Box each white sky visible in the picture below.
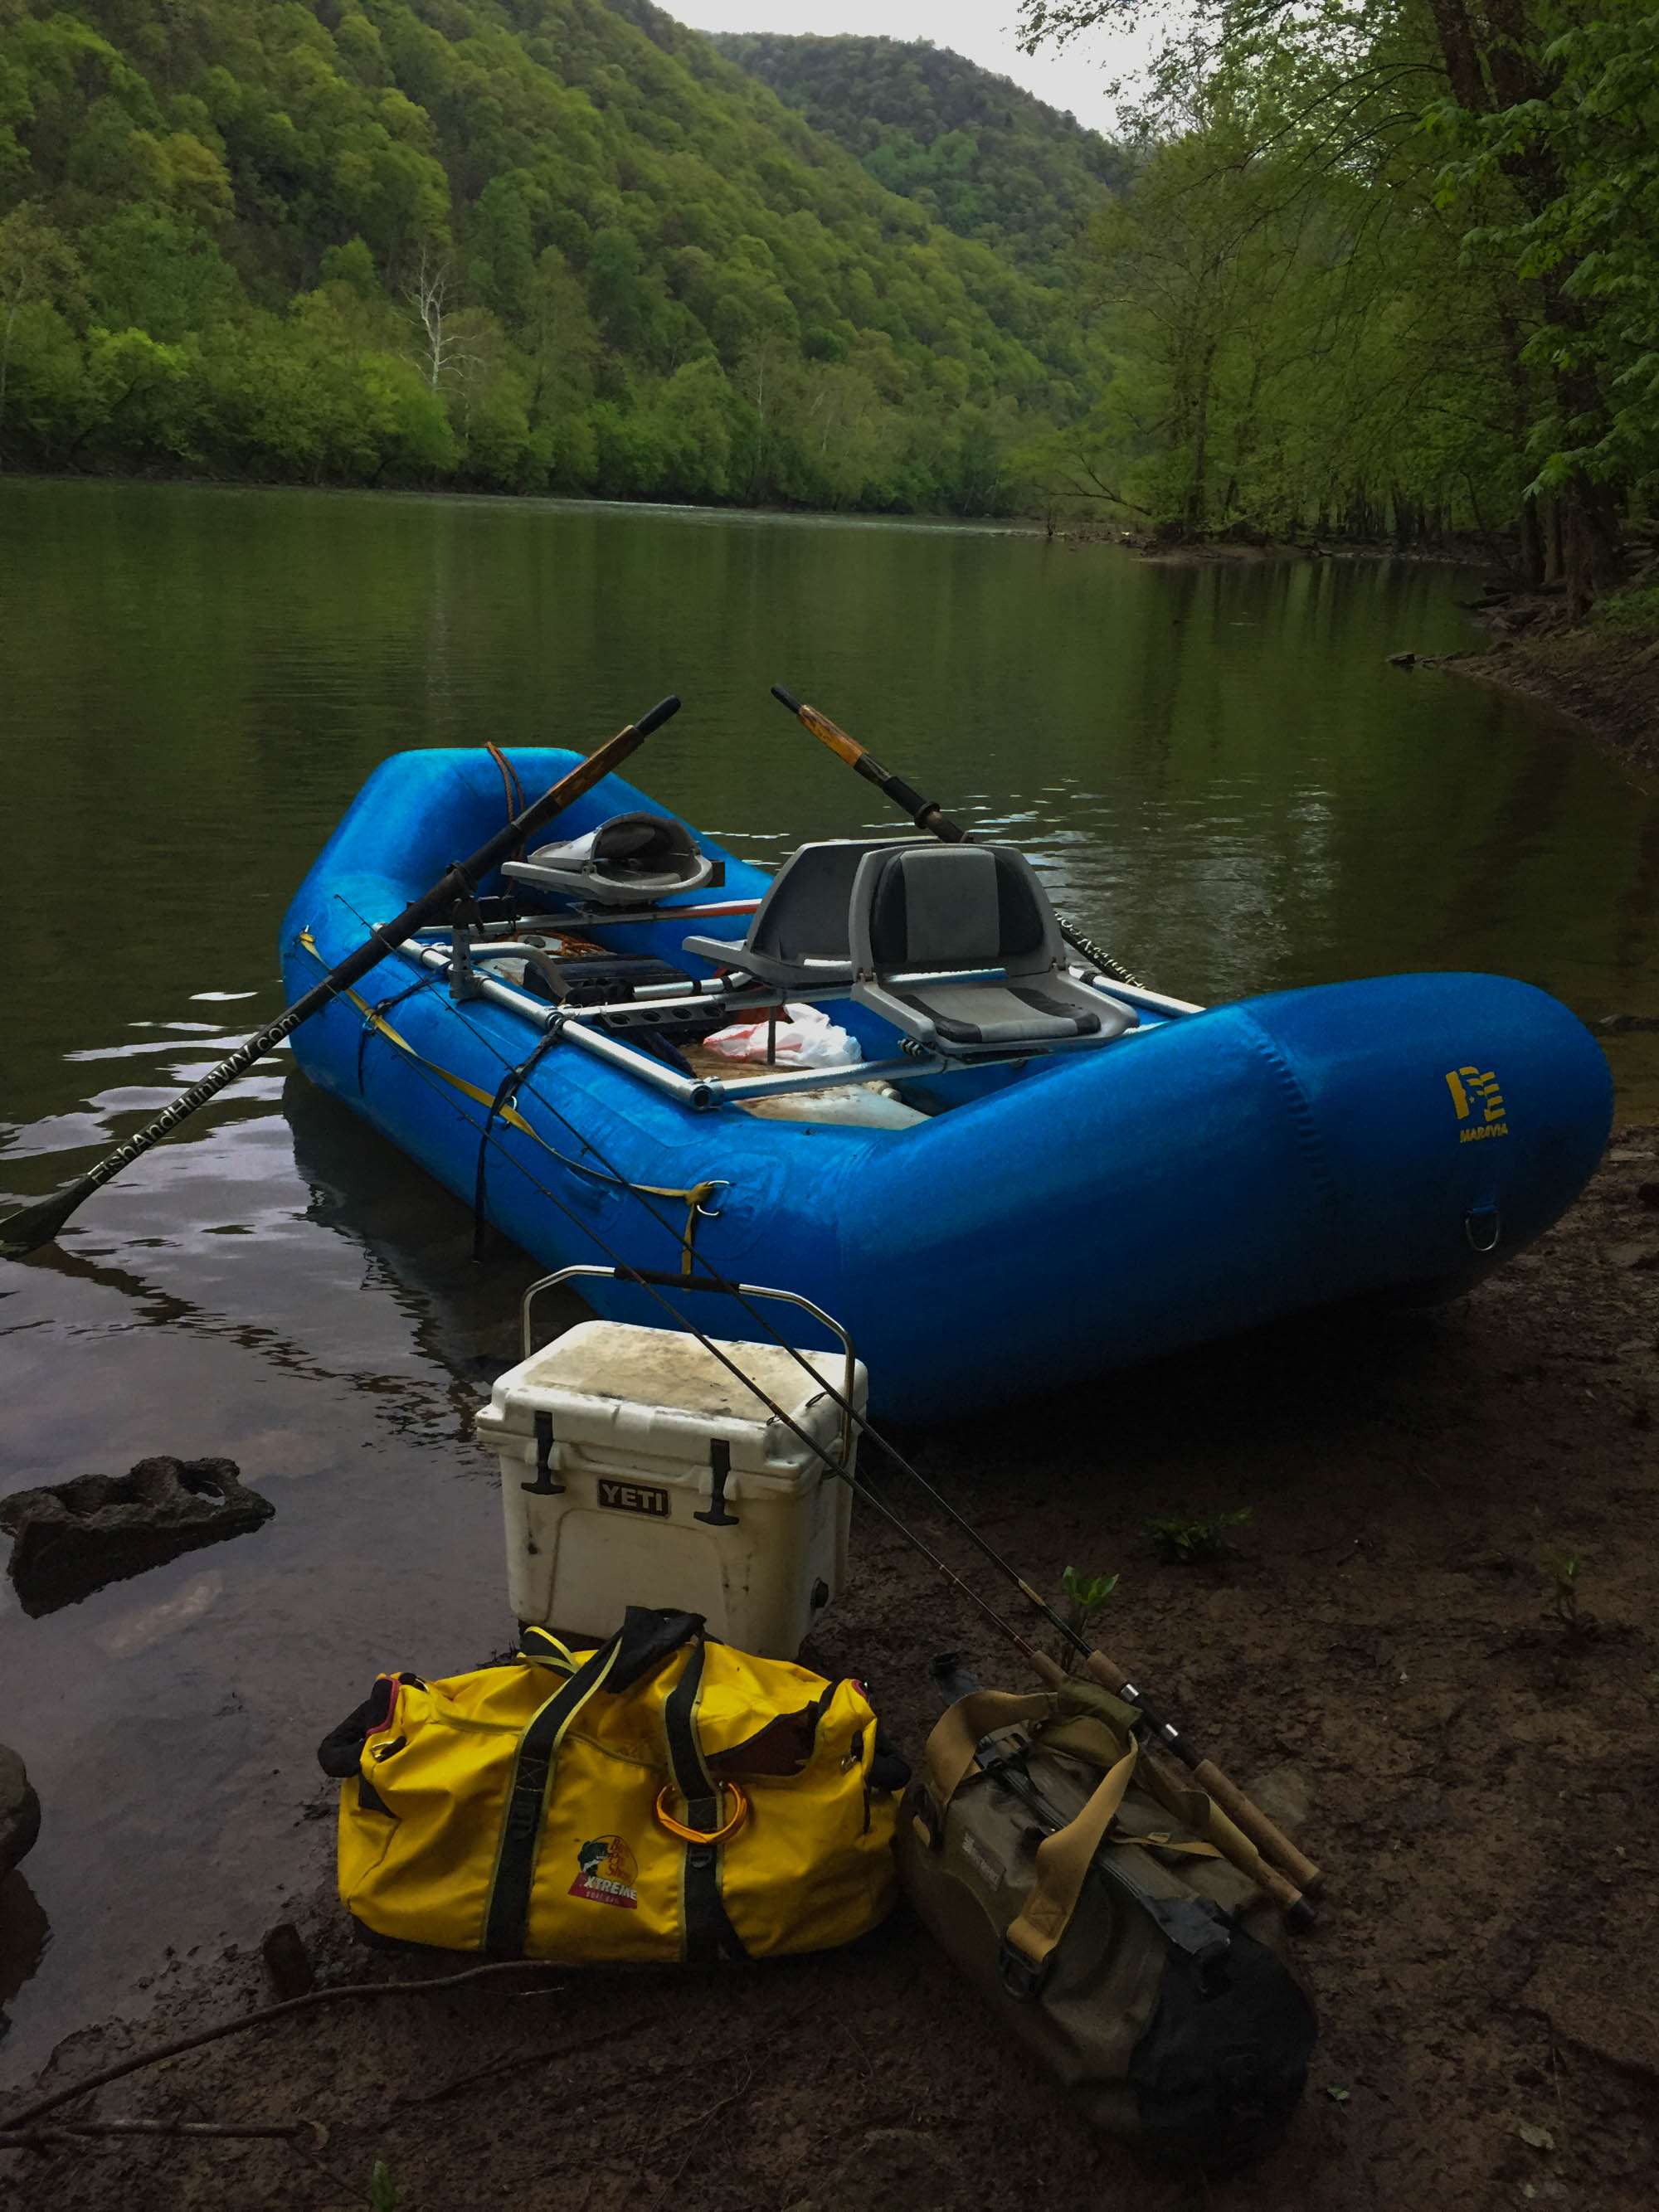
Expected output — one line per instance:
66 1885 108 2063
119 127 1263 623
674 2 1156 136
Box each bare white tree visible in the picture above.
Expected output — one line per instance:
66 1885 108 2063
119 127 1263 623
406 245 473 391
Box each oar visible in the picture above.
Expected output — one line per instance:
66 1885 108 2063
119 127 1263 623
0 698 682 1257
770 684 1143 987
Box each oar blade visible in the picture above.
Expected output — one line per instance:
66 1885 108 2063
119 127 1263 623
2 1182 93 1259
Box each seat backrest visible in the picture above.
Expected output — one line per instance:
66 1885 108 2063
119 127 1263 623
747 839 928 969
849 843 1062 976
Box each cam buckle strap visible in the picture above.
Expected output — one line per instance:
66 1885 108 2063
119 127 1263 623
923 1690 1056 1814
482 1633 624 1959
663 1637 749 1966
1000 1742 1138 1978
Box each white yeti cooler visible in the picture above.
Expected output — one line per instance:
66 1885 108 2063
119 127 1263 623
475 1275 865 1659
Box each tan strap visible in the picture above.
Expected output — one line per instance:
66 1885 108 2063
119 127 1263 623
923 1690 1055 1812
1002 1742 1139 1969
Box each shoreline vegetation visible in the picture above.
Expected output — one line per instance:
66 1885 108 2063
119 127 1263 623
1 3 1654 615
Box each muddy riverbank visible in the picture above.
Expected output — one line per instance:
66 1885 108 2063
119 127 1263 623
5 1130 1657 2212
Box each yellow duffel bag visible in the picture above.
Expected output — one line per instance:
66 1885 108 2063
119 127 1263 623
317 1607 907 1963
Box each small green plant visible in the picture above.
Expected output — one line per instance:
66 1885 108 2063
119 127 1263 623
1145 1507 1253 1564
1545 1552 1582 1635
370 2161 400 2212
1054 1563 1118 1670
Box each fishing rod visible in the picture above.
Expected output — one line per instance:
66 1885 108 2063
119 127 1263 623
399 934 1319 1904
0 698 682 1259
770 684 1144 989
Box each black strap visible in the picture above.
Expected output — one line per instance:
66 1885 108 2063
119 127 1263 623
482 1632 623 1958
355 974 435 1091
663 1636 749 1966
473 1030 562 1260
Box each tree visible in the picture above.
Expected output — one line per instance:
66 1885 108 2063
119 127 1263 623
1018 0 1652 606
0 205 80 471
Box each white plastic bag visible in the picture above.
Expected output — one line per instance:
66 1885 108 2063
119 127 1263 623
702 1002 864 1069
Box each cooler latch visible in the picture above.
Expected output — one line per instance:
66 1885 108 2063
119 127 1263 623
522 1408 566 1495
693 1438 738 1527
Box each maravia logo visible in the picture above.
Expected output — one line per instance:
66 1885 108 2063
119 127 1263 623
1445 1065 1508 1143
570 1835 639 1909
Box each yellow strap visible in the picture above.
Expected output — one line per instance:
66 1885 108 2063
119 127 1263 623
1003 1743 1139 1969
1120 1831 1222 1860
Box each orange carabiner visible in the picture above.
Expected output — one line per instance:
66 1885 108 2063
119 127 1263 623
654 1780 748 1845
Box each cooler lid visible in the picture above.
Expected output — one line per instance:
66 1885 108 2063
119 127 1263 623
479 1320 865 1474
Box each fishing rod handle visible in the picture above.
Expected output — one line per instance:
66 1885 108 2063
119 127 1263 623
1192 1758 1322 1895
1089 1649 1323 1894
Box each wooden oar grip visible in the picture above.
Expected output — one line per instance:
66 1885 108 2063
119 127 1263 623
1194 1758 1322 1894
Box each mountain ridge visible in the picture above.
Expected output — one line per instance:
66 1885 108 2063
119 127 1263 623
706 31 1130 284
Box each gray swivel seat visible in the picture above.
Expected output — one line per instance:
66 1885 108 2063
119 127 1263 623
681 839 928 990
847 842 1137 1055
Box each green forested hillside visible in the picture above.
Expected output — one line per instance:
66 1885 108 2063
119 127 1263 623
0 0 1087 507
708 32 1128 284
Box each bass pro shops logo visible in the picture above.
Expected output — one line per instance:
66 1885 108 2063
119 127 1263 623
1445 1065 1509 1143
570 1835 639 1909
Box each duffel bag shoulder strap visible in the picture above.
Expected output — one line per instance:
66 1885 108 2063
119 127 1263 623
483 1631 630 1959
662 1635 750 1966
923 1690 1058 1813
1001 1742 1139 1980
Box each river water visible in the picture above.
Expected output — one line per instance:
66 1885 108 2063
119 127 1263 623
1 478 1656 2079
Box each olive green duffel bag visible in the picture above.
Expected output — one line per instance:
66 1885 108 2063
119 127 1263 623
898 1673 1316 2172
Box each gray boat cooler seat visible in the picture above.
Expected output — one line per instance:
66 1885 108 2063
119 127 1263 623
681 837 928 989
504 812 714 905
848 843 1138 1056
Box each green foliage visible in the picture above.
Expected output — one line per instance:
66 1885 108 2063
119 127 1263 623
1545 1551 1583 1633
708 32 1130 284
1589 581 1659 635
369 2160 399 2212
1145 1508 1252 1565
0 0 1090 508
1055 1561 1118 1673
1433 9 1659 502
1018 1 1659 600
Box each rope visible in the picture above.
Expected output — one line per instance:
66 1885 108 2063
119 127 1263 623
484 742 526 824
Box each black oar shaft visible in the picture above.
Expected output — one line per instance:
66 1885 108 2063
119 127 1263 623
771 684 1142 984
2 699 680 1256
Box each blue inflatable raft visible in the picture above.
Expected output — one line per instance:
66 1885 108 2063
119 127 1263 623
280 747 1613 1420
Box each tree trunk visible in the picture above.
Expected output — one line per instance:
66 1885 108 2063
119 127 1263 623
1518 492 1544 586
1185 341 1215 537
1559 470 1624 620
